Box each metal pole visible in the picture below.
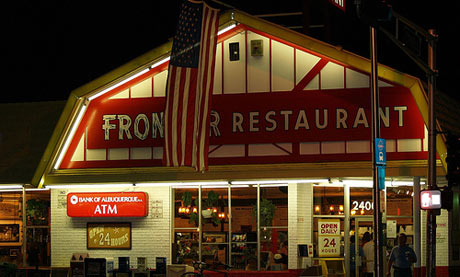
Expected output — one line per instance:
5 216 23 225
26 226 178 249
344 184 350 277
199 186 202 262
228 183 232 267
413 177 421 277
370 26 383 277
426 28 438 277
22 186 26 267
257 184 261 271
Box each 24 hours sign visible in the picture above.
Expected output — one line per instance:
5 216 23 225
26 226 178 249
318 218 341 257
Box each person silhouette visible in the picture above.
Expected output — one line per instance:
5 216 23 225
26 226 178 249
350 235 364 277
362 232 374 277
387 233 416 277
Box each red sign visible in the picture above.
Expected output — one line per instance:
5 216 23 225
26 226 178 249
67 192 149 217
328 0 345 12
86 87 423 149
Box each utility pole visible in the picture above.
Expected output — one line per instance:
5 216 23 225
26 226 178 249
376 11 439 276
360 4 439 275
426 28 438 277
370 25 384 277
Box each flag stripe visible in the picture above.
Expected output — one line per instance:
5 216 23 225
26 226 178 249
195 5 219 171
164 66 176 166
172 67 181 166
180 68 190 166
163 0 219 172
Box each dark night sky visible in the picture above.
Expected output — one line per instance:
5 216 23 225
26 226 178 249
2 0 459 103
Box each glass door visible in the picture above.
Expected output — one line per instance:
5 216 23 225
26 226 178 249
201 186 229 265
350 218 373 277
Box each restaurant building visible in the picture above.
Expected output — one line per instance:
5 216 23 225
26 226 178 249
10 8 458 276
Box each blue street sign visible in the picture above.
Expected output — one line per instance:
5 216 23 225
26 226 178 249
375 138 386 166
378 166 385 190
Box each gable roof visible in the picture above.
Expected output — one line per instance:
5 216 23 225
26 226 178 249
32 9 450 186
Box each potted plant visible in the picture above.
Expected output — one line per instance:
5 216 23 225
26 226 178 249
185 190 222 226
26 199 50 226
201 245 217 263
252 198 276 227
202 191 221 226
182 191 193 207
177 240 198 265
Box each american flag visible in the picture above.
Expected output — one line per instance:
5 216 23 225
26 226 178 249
163 0 219 172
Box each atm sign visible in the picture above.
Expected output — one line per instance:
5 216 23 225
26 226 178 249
67 192 149 217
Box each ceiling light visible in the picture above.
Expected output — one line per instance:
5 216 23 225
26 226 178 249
45 183 133 189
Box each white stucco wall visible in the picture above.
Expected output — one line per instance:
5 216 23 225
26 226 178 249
288 182 313 269
419 209 449 267
50 186 171 269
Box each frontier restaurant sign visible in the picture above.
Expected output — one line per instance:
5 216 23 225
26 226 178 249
60 86 425 169
67 192 148 217
89 88 423 148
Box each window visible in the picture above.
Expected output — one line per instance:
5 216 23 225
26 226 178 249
350 187 373 216
386 186 413 249
260 186 288 271
313 186 344 215
313 186 345 259
173 187 199 265
0 191 23 266
202 187 229 265
172 183 288 271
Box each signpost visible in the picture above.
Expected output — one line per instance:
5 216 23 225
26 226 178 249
370 25 384 277
376 138 387 190
327 1 438 275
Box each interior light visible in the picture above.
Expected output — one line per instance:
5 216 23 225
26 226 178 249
339 205 344 211
351 210 357 215
88 68 150 101
314 205 320 212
